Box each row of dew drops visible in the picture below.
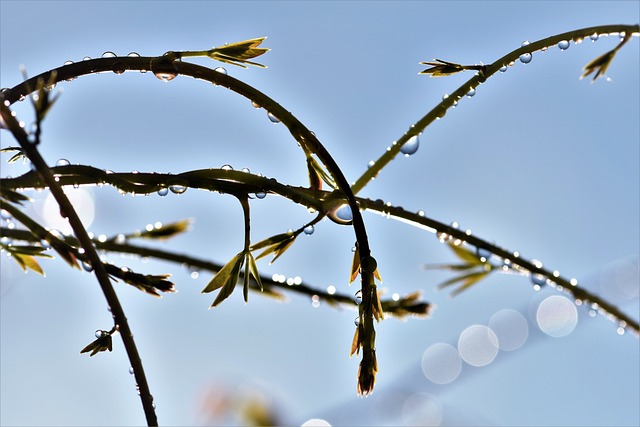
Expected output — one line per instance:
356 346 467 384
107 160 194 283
365 31 626 173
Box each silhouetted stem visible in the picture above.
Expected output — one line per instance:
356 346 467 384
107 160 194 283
3 165 636 332
0 104 158 426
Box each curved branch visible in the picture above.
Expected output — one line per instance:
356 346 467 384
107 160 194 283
351 24 639 193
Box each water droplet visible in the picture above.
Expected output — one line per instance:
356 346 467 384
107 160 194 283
311 295 320 308
214 67 227 74
157 187 168 197
55 158 70 166
499 65 508 73
466 88 476 97
417 210 425 217
112 61 126 74
475 247 492 261
95 330 105 338
241 167 250 173
251 100 261 109
367 160 375 168
531 273 546 290
151 57 178 82
354 317 360 326
558 40 570 50
169 184 187 194
221 164 233 171
129 366 135 375
267 112 280 123
39 239 51 249
326 285 336 295
355 290 362 305
127 52 140 58
254 192 266 199
82 261 93 272
521 41 530 47
590 33 599 42
101 51 116 58
328 204 352 225
400 135 420 156
519 53 532 64
63 60 74 66
575 37 584 44
303 225 315 235
82 56 92 61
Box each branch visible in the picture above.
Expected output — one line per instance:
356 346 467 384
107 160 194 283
0 103 158 425
351 24 640 194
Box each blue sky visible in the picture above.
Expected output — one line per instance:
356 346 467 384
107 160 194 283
1 1 639 426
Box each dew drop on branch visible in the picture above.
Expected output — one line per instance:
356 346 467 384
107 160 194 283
590 33 599 42
267 112 280 123
56 158 70 166
214 67 227 74
157 188 168 197
355 290 362 305
400 135 420 156
101 51 117 58
557 40 570 50
303 225 315 235
169 184 187 194
519 53 532 64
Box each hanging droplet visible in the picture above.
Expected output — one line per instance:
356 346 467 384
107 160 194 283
169 184 187 194
354 317 360 326
303 225 315 235
558 40 570 50
95 330 106 338
531 274 546 290
400 135 420 156
355 290 363 305
214 67 227 74
475 247 492 261
267 112 280 123
221 164 233 171
328 204 353 225
129 366 135 375
82 261 93 272
499 65 508 73
466 88 476 97
151 57 178 82
255 192 266 199
112 61 126 74
56 158 70 166
101 51 117 58
590 33 599 42
251 100 261 109
157 188 168 197
519 53 532 64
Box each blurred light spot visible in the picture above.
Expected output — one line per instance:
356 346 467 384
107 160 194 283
489 309 529 351
421 343 462 384
301 419 331 426
38 188 95 234
599 256 639 301
326 285 336 295
536 295 578 337
402 392 443 426
458 325 499 367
